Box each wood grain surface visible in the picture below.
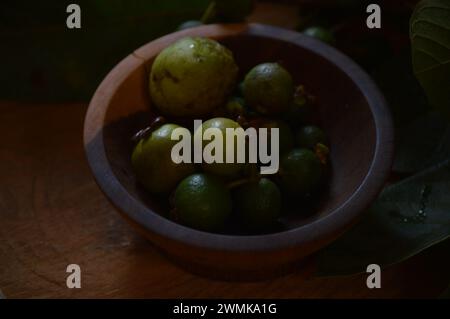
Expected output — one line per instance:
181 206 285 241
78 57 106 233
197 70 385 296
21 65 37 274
0 101 449 298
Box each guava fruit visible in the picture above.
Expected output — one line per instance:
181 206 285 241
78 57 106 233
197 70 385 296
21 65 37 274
296 125 327 150
279 148 323 196
193 117 245 178
174 173 232 231
131 124 195 193
149 37 238 118
243 63 294 115
233 178 281 231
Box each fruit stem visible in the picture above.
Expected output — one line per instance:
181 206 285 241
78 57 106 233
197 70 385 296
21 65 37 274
201 1 217 24
150 116 166 130
314 143 329 165
131 116 166 144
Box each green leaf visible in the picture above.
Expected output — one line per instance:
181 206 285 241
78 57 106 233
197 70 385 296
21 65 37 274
371 50 429 127
410 0 450 119
317 160 450 276
393 112 450 174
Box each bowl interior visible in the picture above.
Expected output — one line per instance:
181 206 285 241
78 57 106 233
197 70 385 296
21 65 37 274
98 27 376 234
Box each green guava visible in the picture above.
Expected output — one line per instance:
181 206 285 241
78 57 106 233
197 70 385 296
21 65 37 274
149 37 238 118
193 117 245 178
296 125 327 150
279 148 323 196
174 173 232 231
131 124 195 193
243 63 294 115
233 178 281 231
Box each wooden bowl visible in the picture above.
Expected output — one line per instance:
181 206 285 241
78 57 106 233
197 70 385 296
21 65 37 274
84 23 393 281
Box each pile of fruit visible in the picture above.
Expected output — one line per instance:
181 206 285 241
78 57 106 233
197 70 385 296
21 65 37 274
131 36 330 234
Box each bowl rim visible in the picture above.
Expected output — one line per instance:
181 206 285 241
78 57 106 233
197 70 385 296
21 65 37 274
84 23 394 252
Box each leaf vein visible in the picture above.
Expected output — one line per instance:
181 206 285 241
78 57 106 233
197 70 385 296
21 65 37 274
412 18 450 34
412 33 450 51
415 59 450 75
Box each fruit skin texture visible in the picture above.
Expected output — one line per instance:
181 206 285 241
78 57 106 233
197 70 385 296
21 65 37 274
131 124 195 193
194 117 245 178
234 178 281 230
149 37 238 117
174 173 232 231
243 63 294 115
296 125 327 149
279 148 323 195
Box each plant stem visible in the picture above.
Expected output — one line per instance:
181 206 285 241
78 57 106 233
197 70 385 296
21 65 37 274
201 1 217 24
131 116 166 144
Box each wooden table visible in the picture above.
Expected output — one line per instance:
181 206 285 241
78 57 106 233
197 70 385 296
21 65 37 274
0 101 449 298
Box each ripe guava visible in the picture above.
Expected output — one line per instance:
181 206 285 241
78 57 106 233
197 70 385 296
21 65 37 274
149 37 238 118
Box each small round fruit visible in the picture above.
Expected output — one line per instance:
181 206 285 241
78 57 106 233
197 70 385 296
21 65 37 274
243 63 294 115
234 178 281 230
194 117 245 178
176 20 203 31
132 124 195 193
149 37 238 117
303 26 335 45
296 125 327 149
279 148 323 195
258 119 294 154
174 173 232 231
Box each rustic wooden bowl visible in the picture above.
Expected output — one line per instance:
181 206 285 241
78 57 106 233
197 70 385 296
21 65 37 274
84 23 393 281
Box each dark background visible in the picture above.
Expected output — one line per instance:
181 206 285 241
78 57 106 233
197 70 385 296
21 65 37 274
1 0 449 299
